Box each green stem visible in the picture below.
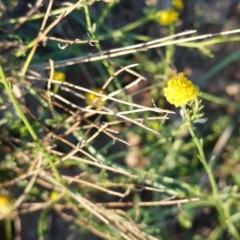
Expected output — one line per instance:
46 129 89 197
0 65 63 184
182 104 240 239
182 105 217 196
165 24 175 72
83 2 122 93
154 24 175 102
4 218 11 240
0 65 38 141
97 11 155 41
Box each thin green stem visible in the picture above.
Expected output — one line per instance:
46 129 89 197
0 65 38 141
182 105 217 197
153 24 175 102
0 65 63 184
182 104 240 239
96 1 115 27
97 11 155 41
83 2 122 94
4 218 11 240
201 91 240 110
165 24 175 72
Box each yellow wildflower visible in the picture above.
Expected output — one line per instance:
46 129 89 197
159 8 179 25
164 73 199 107
0 195 10 205
49 190 59 200
49 71 66 82
172 0 184 9
0 195 13 215
85 88 107 108
48 71 66 93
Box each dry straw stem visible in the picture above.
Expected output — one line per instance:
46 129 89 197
20 97 129 163
47 59 56 119
29 29 240 70
62 192 159 240
51 87 170 134
62 175 126 198
23 101 128 164
26 74 172 134
69 192 110 224
43 36 98 49
101 63 146 90
97 182 166 193
95 197 200 208
14 196 198 240
0 148 134 189
13 152 43 209
21 0 86 76
1 150 184 227
16 197 199 215
21 0 54 76
1 2 84 25
53 205 122 240
8 168 197 239
55 150 139 177
12 0 43 30
24 69 171 165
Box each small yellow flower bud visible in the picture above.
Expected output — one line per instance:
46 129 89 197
48 71 66 93
172 0 184 9
0 195 13 215
85 88 107 108
49 71 66 82
49 191 59 200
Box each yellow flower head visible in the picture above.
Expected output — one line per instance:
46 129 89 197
49 190 59 200
159 8 179 25
0 195 13 215
164 73 199 107
172 0 184 9
49 71 66 82
48 71 66 93
85 88 107 108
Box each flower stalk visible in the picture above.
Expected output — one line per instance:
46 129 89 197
182 104 218 197
164 73 240 239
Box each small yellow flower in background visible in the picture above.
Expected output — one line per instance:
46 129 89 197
49 71 66 94
0 194 13 215
85 88 107 108
49 71 66 82
159 8 179 25
0 195 10 205
172 0 184 9
49 190 59 200
164 73 199 107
